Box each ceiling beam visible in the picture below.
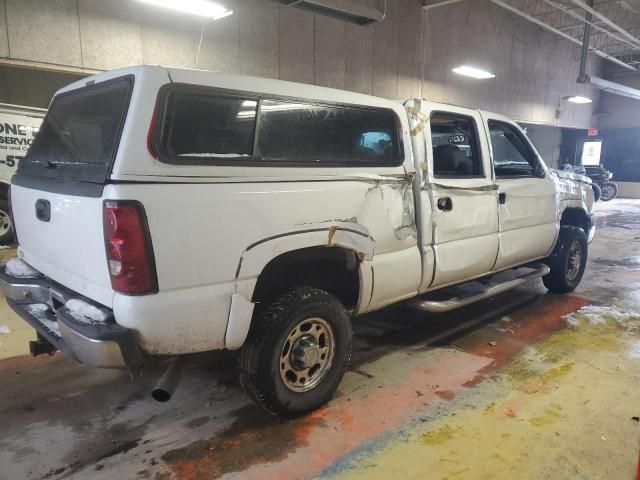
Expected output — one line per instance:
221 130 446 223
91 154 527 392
489 0 637 71
567 0 640 48
423 0 465 9
542 0 640 51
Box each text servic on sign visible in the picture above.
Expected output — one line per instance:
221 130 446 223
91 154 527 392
587 128 599 137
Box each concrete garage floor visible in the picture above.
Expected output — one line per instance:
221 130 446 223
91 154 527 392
0 200 639 480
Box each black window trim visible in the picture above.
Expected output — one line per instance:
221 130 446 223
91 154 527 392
488 119 545 180
429 110 485 180
19 74 135 184
151 83 405 168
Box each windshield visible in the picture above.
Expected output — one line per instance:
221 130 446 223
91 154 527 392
18 75 133 183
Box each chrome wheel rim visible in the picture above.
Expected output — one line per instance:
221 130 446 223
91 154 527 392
279 317 335 393
0 209 11 237
567 241 582 281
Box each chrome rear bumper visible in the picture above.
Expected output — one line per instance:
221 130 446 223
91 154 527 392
0 264 144 370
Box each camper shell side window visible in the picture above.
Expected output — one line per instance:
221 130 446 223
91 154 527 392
151 83 404 168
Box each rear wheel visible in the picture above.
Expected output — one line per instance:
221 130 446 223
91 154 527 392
0 200 14 245
543 226 587 293
239 287 352 417
600 182 618 201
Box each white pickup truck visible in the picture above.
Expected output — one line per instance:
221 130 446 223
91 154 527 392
0 66 594 416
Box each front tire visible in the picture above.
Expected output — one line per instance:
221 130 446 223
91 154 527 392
543 226 588 293
591 183 602 202
600 182 618 201
239 287 352 417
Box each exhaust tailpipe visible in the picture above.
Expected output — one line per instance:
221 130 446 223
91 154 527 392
152 357 182 402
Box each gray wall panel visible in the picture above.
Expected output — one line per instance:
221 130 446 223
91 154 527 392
598 73 640 129
141 7 200 68
79 0 142 71
344 22 373 95
315 16 346 89
6 0 81 66
372 0 398 99
197 13 240 73
396 0 422 100
0 0 8 58
238 0 279 78
0 0 603 128
278 7 314 84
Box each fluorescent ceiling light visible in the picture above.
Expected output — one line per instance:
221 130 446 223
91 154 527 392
565 95 592 104
452 65 495 80
137 0 233 19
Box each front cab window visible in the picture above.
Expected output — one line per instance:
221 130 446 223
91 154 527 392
489 121 544 178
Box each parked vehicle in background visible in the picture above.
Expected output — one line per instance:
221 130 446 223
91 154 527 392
0 104 45 243
0 66 596 416
584 165 618 201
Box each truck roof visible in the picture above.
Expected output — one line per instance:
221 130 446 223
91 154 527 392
55 64 406 113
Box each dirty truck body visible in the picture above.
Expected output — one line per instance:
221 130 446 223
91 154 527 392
1 66 595 416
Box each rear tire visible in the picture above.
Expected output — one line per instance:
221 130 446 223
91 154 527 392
600 182 618 201
543 226 588 293
591 183 601 202
239 287 352 417
0 199 14 245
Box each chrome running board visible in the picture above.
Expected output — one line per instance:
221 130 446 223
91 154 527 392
405 262 550 313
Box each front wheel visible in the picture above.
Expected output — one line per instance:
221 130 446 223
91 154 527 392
591 183 602 202
239 287 352 417
543 226 588 293
600 182 618 201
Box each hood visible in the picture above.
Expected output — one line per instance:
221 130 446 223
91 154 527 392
551 169 592 185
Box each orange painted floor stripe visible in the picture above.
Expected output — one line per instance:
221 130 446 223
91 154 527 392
163 295 589 480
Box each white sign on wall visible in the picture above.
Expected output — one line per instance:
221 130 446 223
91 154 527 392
581 140 602 166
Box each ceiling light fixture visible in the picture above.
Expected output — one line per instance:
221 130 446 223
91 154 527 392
565 95 593 104
137 0 233 19
452 65 495 80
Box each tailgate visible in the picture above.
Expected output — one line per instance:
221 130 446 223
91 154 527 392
12 183 113 307
8 74 134 308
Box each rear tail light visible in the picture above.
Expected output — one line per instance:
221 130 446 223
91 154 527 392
103 201 158 294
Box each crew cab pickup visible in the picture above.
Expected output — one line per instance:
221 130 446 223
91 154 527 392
0 66 595 416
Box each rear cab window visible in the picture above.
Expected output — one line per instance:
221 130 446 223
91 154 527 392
429 112 483 178
152 84 404 167
18 75 134 184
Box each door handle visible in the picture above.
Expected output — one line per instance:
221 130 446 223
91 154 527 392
498 192 506 205
437 197 453 211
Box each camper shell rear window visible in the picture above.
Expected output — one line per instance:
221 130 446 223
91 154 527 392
151 84 404 167
18 75 134 183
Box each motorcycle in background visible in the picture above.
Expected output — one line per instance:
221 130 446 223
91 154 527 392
560 164 618 202
584 165 618 201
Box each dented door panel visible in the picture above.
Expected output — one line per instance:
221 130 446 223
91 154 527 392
407 100 499 290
